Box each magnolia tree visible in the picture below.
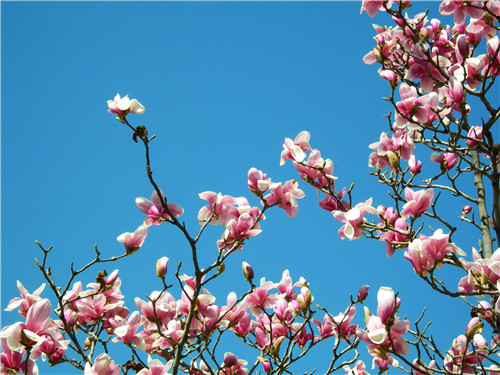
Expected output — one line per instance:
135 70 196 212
1 1 499 374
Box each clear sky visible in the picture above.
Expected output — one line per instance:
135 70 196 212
1 1 477 373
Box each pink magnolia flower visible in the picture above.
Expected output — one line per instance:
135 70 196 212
220 292 250 334
280 131 311 166
246 278 277 316
466 126 483 147
217 212 262 252
360 0 394 17
379 69 397 86
405 44 450 93
463 56 489 89
73 293 124 326
107 94 145 116
275 269 304 300
156 256 169 278
467 17 497 42
333 198 378 240
84 353 120 375
220 352 248 375
444 334 488 374
318 190 350 212
408 155 422 174
0 299 65 353
292 322 313 347
197 192 240 226
0 338 38 375
117 225 148 254
314 305 357 341
137 357 173 375
177 285 218 329
404 229 465 276
369 131 415 171
248 168 272 195
357 285 370 301
413 359 436 375
357 288 409 367
378 206 410 257
400 188 434 218
135 290 176 327
394 83 440 129
439 0 484 25
431 152 459 171
343 360 369 375
377 287 396 325
485 36 500 76
109 311 145 350
136 190 184 226
263 180 305 217
5 281 46 317
459 247 500 293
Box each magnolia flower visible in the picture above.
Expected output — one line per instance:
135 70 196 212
107 94 145 116
136 190 184 226
117 225 148 254
84 353 120 375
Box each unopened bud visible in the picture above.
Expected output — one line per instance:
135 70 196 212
106 269 119 285
217 262 225 274
386 151 399 169
223 353 238 366
84 337 94 350
462 205 472 215
242 262 254 282
304 288 312 307
357 285 369 301
364 306 371 323
257 356 272 373
465 317 483 341
270 337 284 357
374 47 384 64
156 256 169 278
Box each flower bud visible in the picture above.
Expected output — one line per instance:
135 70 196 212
462 205 472 215
217 262 225 274
84 337 94 350
465 317 483 341
466 126 483 147
386 151 400 169
430 18 441 32
223 353 238 366
106 269 119 285
408 155 422 174
156 256 169 278
257 357 272 373
364 306 371 323
242 262 254 282
357 285 369 301
270 337 284 357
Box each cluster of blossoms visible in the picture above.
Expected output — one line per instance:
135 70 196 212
459 247 500 300
282 130 463 278
197 168 305 253
362 0 499 174
1 261 374 375
1 284 69 374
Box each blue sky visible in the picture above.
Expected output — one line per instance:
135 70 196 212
1 1 479 373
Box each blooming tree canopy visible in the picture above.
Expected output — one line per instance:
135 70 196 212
1 1 499 374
